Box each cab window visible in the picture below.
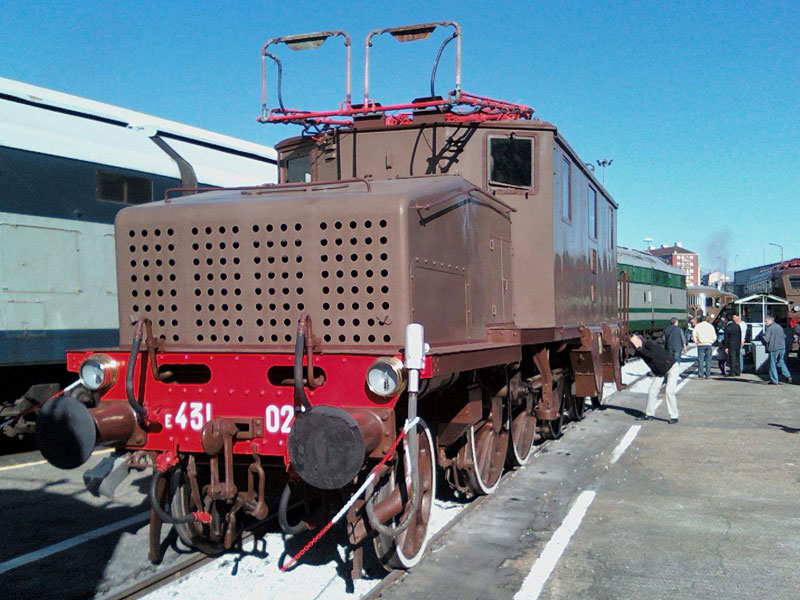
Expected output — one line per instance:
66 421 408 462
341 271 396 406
285 154 311 183
487 136 533 189
561 158 571 222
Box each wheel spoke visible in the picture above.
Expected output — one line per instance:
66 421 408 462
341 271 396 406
462 395 509 495
476 425 495 480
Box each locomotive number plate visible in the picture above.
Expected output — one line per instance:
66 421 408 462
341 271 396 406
265 404 294 434
163 401 213 431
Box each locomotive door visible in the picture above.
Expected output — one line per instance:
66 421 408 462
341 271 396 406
490 236 513 322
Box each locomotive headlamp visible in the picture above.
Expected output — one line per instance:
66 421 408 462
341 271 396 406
366 357 406 398
79 354 118 391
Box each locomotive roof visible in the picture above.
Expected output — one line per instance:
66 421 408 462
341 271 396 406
273 117 558 154
617 246 685 276
274 117 616 208
262 22 617 205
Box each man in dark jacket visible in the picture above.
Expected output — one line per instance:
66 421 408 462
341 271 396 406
663 317 687 363
630 333 680 423
723 315 743 376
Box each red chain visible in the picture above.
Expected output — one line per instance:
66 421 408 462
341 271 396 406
11 382 78 422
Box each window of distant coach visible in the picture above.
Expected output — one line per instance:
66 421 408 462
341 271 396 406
96 170 152 204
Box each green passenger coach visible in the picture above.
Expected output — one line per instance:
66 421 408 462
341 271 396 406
617 246 687 336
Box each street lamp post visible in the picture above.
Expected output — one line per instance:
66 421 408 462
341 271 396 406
596 158 613 186
768 242 784 263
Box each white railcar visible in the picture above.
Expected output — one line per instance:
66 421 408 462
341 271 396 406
0 77 277 436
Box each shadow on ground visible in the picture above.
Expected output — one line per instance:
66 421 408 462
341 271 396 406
767 422 800 434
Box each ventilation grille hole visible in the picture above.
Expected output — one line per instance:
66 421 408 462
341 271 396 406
316 219 393 344
127 228 179 332
127 219 391 346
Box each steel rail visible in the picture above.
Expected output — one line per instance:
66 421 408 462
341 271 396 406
100 509 291 600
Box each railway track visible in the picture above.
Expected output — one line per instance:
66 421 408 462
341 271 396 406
103 551 213 600
101 504 312 600
94 416 581 600
104 394 622 600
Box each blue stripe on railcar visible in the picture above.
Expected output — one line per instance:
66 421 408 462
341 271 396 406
0 146 180 224
0 328 118 366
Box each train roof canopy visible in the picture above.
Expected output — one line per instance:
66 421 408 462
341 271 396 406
0 77 276 187
617 246 685 277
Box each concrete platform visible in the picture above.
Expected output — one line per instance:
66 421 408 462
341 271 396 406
375 361 800 600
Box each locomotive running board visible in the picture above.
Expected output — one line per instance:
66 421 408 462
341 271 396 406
569 326 604 398
601 323 626 391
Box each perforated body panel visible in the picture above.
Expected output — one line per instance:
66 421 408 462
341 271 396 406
116 177 512 352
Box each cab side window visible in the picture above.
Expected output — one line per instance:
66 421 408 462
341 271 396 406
561 157 571 222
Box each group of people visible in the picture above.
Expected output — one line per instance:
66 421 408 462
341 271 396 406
627 312 795 423
691 314 746 378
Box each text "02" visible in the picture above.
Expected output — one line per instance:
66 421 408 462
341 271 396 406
265 404 294 434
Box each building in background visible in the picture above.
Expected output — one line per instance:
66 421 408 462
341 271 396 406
702 270 732 291
733 262 780 297
648 242 700 286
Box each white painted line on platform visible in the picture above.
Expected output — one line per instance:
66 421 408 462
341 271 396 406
0 459 48 471
0 511 150 575
0 448 113 472
609 425 641 465
513 490 596 600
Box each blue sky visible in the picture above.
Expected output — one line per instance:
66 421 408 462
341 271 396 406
3 1 797 273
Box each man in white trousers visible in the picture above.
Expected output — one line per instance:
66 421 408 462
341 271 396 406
629 333 680 424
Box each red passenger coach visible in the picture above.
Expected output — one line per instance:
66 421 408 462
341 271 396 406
36 22 626 573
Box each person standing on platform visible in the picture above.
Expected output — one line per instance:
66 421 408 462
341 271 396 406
734 313 747 373
724 315 742 376
693 315 717 378
716 344 728 376
629 333 680 423
663 317 687 363
762 315 792 384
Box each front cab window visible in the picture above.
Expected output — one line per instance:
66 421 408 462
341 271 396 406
487 135 533 190
285 154 311 183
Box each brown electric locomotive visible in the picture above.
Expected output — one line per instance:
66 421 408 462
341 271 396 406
36 22 625 572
